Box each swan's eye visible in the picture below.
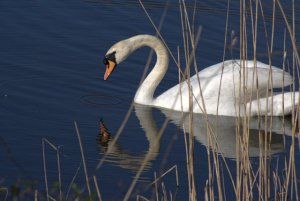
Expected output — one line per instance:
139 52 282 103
103 57 109 65
103 51 116 67
107 52 116 61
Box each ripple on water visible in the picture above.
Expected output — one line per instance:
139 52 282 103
0 76 130 128
80 93 125 108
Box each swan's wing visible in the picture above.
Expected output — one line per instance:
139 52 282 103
195 60 292 94
197 60 292 87
189 60 293 115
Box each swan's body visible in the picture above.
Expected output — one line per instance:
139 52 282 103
103 34 299 117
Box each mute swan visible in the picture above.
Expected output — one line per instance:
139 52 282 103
103 34 299 116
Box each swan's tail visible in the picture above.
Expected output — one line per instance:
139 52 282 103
247 92 299 116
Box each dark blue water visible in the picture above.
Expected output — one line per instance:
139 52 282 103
0 0 300 200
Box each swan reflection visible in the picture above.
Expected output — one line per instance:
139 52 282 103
160 107 293 158
98 104 295 171
97 105 160 172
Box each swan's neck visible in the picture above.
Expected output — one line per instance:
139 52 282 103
128 35 168 105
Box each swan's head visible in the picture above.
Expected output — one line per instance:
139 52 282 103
103 39 131 80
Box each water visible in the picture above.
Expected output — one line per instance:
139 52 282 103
0 0 299 200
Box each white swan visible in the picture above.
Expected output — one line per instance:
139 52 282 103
103 34 299 116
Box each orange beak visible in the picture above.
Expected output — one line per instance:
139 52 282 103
104 60 117 80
